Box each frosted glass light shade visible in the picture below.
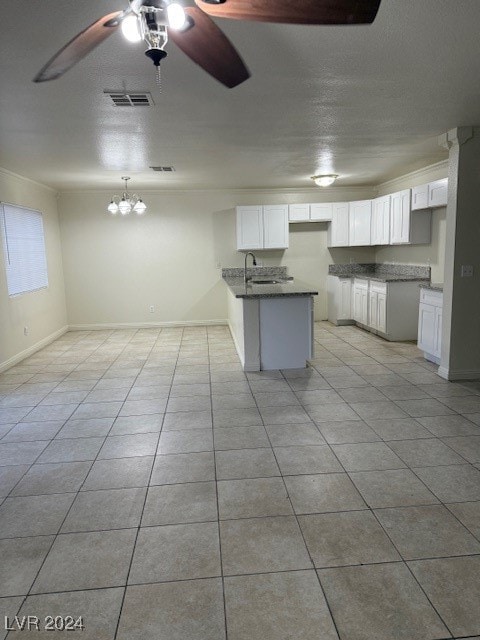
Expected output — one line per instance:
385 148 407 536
121 15 142 42
119 198 131 215
312 174 338 187
167 3 186 29
107 201 119 214
133 199 147 214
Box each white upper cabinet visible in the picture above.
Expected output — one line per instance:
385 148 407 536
390 189 431 245
288 203 310 223
428 178 448 208
288 203 333 223
236 206 264 250
371 195 391 246
327 202 349 247
412 178 448 210
411 183 429 211
349 200 372 246
263 205 289 249
390 189 412 244
236 205 288 250
310 203 333 222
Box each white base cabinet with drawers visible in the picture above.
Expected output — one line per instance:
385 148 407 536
329 276 422 341
418 288 443 364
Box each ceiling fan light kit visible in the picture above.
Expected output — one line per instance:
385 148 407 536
32 0 381 87
108 177 147 215
312 174 338 187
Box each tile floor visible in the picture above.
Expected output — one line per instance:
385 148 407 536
0 322 480 640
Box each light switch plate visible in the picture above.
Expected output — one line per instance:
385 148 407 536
461 265 474 277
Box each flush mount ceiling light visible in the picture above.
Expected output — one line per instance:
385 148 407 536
311 174 338 187
107 176 147 215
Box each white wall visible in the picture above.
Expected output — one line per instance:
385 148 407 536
58 187 375 326
0 168 67 370
375 161 448 283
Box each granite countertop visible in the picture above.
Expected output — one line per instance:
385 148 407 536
343 273 431 283
328 262 431 283
223 276 318 299
420 282 444 292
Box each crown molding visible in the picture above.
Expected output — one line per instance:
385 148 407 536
0 166 57 194
376 160 448 193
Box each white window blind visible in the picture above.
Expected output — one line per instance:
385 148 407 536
0 202 49 296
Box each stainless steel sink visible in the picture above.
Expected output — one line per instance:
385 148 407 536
250 279 283 284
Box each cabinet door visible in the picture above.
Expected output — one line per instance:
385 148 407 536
353 287 363 322
310 203 333 221
289 204 310 223
328 203 349 247
349 200 372 246
418 303 436 354
411 184 429 211
377 293 387 333
428 179 448 208
434 306 443 358
236 206 264 250
361 289 369 325
369 291 378 329
263 205 289 249
372 196 391 245
390 190 411 244
339 278 352 319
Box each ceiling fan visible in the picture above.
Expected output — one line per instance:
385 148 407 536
33 0 382 89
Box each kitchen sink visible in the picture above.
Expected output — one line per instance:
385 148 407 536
250 279 288 284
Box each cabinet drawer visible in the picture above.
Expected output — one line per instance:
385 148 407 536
353 278 369 290
420 288 443 307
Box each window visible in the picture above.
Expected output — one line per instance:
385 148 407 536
1 202 49 296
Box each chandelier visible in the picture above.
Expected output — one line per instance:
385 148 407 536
107 176 147 215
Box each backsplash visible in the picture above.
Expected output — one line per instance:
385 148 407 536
222 266 288 278
328 262 431 278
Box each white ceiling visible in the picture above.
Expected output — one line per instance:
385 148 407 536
1 0 479 191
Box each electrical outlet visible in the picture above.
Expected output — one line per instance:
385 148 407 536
215 261 222 269
24 326 29 336
461 265 474 278
149 305 155 313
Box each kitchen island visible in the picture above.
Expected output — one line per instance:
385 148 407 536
223 268 318 371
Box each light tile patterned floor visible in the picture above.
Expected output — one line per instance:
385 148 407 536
0 322 480 640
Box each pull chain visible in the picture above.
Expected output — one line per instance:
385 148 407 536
156 65 162 93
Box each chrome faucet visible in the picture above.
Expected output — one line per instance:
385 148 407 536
244 252 257 283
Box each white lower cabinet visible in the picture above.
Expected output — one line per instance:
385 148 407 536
418 288 443 363
329 277 422 341
368 282 387 333
353 278 369 325
327 276 354 325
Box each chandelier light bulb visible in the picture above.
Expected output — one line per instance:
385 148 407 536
121 14 142 43
118 198 131 215
133 199 147 214
167 3 186 30
107 200 119 214
311 174 338 187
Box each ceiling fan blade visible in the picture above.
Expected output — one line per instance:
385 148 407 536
33 11 123 83
194 0 381 25
169 6 250 88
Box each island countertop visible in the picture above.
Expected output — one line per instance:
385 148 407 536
223 276 318 299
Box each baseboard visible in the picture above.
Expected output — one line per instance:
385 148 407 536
438 366 480 381
0 325 69 373
227 321 245 369
68 320 228 331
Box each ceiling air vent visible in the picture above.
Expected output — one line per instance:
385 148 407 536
104 91 155 107
150 166 176 172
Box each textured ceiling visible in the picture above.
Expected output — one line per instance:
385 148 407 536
1 0 479 191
